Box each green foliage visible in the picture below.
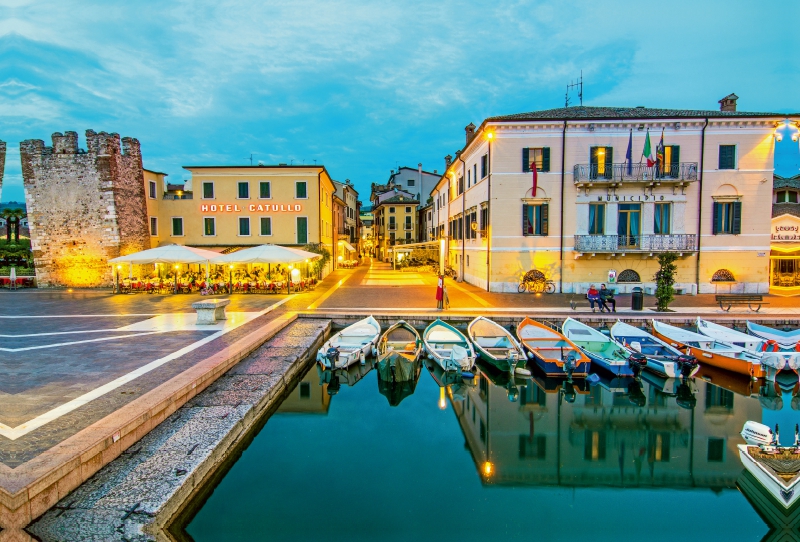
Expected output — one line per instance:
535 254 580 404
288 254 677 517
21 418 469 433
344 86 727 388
0 238 33 267
303 243 331 276
654 252 678 312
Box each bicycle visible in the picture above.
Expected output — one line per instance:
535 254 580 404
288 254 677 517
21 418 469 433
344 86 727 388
518 270 556 294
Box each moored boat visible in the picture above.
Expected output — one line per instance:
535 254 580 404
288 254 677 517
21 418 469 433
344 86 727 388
516 317 590 378
738 421 800 509
747 321 800 348
468 316 530 377
316 316 381 370
423 319 476 373
376 320 423 382
377 360 421 407
562 317 634 377
652 320 764 378
609 321 699 379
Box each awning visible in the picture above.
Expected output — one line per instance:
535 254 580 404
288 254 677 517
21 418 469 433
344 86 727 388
341 242 356 252
109 245 222 265
209 244 321 264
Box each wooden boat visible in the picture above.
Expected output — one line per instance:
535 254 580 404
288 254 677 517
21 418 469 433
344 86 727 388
376 320 423 382
562 317 633 377
652 320 764 378
316 316 381 370
738 421 800 509
747 321 800 348
516 317 590 378
610 321 699 379
467 316 530 377
736 469 800 540
423 319 476 373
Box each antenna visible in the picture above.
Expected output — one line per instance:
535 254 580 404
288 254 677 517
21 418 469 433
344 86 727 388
249 153 253 166
565 70 583 108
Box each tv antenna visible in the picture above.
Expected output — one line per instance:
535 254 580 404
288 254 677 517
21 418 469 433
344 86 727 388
565 71 583 108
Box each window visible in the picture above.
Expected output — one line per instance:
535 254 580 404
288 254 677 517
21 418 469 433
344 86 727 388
457 175 464 195
590 147 613 179
149 217 158 236
389 207 395 213
202 182 214 199
588 204 605 235
203 217 216 236
295 181 307 199
473 164 477 184
299 382 311 399
405 215 412 229
259 181 271 199
712 201 742 235
389 216 396 230
654 203 671 234
705 383 734 410
584 430 606 461
519 435 547 459
522 204 549 236
238 217 250 236
707 438 725 462
480 205 489 233
405 232 411 240
237 181 249 199
719 145 736 170
405 206 411 213
407 179 415 186
522 147 551 172
480 154 488 178
660 145 680 177
171 217 183 236
648 432 670 462
148 181 156 199
467 169 471 187
466 255 470 266
777 190 799 203
260 217 272 236
297 217 308 244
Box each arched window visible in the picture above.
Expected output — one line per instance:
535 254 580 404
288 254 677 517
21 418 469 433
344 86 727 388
711 269 735 282
617 269 641 283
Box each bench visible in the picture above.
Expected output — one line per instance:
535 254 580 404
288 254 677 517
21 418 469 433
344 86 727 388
715 294 768 312
191 298 231 324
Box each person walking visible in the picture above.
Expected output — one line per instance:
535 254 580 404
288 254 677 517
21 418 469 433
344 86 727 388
599 283 616 312
587 284 601 312
436 275 444 310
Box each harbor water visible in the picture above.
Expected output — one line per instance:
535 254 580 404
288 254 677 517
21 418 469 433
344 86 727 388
185 358 796 541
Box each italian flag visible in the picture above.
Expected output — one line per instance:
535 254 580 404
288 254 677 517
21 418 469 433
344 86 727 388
643 129 656 167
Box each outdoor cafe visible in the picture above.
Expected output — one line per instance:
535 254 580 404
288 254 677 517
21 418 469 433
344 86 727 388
108 244 322 295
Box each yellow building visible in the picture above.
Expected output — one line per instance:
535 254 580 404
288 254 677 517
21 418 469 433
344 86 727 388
431 98 797 293
371 191 420 262
144 165 336 276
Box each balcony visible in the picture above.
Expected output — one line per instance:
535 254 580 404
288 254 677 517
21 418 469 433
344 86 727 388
163 193 193 200
574 234 698 257
573 163 698 188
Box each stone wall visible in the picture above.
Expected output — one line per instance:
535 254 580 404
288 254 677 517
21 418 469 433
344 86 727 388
0 140 5 197
20 130 150 287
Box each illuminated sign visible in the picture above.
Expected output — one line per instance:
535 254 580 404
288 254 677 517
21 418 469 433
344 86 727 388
771 215 800 242
199 204 303 213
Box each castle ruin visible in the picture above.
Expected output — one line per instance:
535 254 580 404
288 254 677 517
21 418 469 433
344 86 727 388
0 140 6 196
20 130 150 287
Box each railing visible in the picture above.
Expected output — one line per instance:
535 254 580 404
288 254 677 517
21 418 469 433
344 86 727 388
163 193 193 200
388 224 397 231
573 163 698 183
574 234 698 253
404 224 412 230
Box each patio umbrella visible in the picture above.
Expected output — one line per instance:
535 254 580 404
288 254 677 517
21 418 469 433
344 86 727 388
109 244 221 264
209 244 321 264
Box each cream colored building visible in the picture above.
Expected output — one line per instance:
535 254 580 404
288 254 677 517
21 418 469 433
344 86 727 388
144 165 336 276
371 190 419 261
431 99 795 293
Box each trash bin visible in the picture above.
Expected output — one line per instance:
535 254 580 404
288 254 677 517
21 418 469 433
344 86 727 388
631 287 644 311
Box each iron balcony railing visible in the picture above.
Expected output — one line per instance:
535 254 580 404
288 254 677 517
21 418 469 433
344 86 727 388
573 162 698 184
163 193 193 200
574 234 698 253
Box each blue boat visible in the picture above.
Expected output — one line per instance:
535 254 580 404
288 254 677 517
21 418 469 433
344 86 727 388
562 317 634 377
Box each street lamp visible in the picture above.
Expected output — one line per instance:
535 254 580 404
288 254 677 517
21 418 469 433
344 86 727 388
115 264 121 294
174 264 180 294
228 264 234 294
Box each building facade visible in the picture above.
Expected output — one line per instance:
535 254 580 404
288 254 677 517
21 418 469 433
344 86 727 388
431 100 793 293
384 165 440 204
769 173 800 294
371 189 419 261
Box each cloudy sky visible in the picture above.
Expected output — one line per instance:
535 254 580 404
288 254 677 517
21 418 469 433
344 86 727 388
0 0 798 202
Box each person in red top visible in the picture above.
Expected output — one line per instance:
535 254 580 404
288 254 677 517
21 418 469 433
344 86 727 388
436 275 444 310
587 284 601 312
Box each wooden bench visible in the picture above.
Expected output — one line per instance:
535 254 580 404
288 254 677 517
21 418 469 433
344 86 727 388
715 294 768 312
191 298 231 324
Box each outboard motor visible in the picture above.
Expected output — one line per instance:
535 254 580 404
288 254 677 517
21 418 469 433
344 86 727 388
675 382 697 410
741 421 777 448
627 352 647 378
325 347 340 368
564 352 578 382
627 380 646 407
676 354 698 380
326 373 340 396
563 380 577 403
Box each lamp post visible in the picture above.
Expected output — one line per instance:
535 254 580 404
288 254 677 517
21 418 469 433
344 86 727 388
229 264 233 294
174 264 179 294
306 259 310 280
115 265 121 294
288 264 293 294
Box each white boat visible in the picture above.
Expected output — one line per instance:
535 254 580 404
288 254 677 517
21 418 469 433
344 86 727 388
747 321 800 348
316 316 381 369
467 316 530 376
738 421 800 509
562 317 634 377
609 321 699 378
423 319 476 373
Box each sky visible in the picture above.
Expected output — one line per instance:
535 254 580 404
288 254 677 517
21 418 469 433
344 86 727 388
0 0 799 203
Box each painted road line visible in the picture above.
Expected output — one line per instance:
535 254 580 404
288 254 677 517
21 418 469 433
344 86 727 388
445 280 493 308
307 274 353 310
0 331 164 352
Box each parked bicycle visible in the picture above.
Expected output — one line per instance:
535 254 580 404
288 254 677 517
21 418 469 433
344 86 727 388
518 270 556 294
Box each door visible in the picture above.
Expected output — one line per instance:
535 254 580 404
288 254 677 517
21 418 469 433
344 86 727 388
297 217 308 244
617 204 641 247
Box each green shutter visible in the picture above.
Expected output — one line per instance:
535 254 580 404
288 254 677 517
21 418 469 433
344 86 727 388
732 201 742 234
670 146 680 175
719 145 735 169
604 147 613 179
522 204 531 235
542 147 550 172
522 148 530 172
297 217 308 244
712 202 721 234
540 204 549 236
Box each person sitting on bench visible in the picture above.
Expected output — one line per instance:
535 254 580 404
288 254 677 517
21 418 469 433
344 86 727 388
599 283 616 313
587 284 601 312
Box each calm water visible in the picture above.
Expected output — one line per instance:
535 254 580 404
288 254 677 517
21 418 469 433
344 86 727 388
185 358 799 541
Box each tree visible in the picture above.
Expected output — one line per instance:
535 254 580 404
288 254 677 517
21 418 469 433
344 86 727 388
1 208 26 242
654 252 678 312
302 243 331 278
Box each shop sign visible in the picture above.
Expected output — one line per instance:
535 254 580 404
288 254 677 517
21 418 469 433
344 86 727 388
199 203 303 213
596 194 666 201
771 215 800 242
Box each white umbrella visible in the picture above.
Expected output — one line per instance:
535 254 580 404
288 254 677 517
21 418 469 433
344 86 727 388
209 244 321 264
109 245 221 265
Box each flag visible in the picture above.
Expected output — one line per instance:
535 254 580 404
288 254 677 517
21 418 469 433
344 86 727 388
656 129 665 172
625 129 633 175
531 155 538 196
643 129 656 167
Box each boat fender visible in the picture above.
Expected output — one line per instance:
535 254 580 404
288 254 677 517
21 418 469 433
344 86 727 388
462 371 475 379
514 367 532 377
527 351 534 360
794 341 800 353
762 340 780 353
586 373 600 384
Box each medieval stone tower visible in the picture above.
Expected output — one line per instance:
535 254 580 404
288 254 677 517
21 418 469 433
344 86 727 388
0 140 6 196
20 130 150 287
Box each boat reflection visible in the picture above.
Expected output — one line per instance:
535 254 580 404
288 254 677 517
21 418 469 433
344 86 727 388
377 360 422 407
316 359 375 396
737 469 800 542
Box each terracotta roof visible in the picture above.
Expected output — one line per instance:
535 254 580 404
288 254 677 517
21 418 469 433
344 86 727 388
486 105 792 122
774 174 800 190
773 204 800 218
376 194 419 205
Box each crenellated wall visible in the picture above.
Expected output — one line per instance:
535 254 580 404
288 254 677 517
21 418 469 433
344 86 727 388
20 130 150 287
0 140 6 197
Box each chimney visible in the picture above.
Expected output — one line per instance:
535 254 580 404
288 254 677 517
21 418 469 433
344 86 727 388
445 154 452 168
465 122 476 144
719 93 738 112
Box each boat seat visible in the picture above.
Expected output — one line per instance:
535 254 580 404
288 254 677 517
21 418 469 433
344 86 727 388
476 337 509 348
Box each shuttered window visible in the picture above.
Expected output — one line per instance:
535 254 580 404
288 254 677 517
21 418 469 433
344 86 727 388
522 204 549 236
480 154 488 178
712 201 742 234
260 217 272 236
590 147 613 179
719 145 736 170
522 147 551 172
662 146 680 177
259 181 271 199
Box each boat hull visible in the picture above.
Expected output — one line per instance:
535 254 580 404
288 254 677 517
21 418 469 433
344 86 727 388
738 445 800 509
530 354 590 378
582 350 634 377
652 328 764 378
376 353 419 382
